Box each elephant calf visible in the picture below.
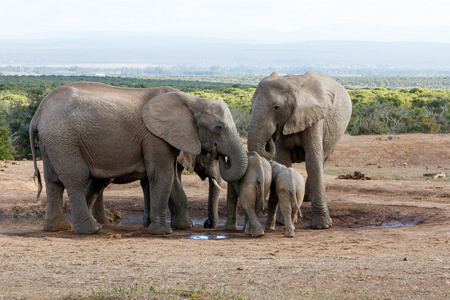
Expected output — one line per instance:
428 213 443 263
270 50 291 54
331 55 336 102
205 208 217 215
225 151 271 237
266 161 305 238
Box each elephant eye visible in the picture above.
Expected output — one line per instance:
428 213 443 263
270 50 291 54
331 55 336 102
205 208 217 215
214 125 223 133
273 105 280 112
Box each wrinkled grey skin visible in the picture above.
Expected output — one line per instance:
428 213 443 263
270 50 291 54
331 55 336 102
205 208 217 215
225 151 271 237
266 161 305 238
30 82 248 235
247 71 351 229
88 152 222 229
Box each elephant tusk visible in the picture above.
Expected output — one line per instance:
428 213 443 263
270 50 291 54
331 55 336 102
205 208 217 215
211 178 222 190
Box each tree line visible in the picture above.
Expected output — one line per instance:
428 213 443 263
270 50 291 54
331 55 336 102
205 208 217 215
0 75 449 160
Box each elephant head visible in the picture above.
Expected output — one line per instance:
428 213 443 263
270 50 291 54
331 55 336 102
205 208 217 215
143 92 248 183
247 72 333 160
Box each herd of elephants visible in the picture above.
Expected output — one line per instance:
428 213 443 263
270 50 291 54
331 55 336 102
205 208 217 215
29 71 352 238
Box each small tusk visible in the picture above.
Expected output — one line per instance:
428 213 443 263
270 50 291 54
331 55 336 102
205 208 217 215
211 178 222 190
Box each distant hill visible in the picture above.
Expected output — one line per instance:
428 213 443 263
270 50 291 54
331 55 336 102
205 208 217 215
1 33 449 76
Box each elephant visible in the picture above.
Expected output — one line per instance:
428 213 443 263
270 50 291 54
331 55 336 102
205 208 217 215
87 151 222 229
266 161 305 238
29 82 248 234
174 151 223 228
225 151 271 237
247 71 352 229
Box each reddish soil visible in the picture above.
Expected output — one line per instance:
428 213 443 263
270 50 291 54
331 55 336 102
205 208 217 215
0 133 449 299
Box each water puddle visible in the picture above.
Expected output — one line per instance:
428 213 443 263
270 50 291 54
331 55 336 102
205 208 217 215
185 234 229 240
379 220 418 227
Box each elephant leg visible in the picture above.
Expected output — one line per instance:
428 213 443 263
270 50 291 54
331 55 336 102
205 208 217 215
141 179 150 228
242 207 264 237
146 164 174 235
224 183 238 230
265 188 278 230
278 191 295 238
204 177 221 228
55 158 101 234
240 188 264 237
87 179 112 225
276 205 285 225
243 214 252 235
169 165 193 229
66 186 101 234
42 164 71 232
304 123 332 229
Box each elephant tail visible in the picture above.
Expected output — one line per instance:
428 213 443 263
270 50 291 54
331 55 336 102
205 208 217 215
29 119 42 201
292 191 302 219
255 178 266 213
287 171 302 219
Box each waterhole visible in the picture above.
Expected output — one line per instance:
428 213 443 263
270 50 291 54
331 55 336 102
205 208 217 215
185 234 229 240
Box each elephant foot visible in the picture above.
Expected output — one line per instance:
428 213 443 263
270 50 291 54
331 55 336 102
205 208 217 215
251 227 264 238
171 215 193 229
143 213 150 228
311 212 332 229
265 224 275 231
244 223 252 235
73 217 102 234
148 223 173 235
203 218 217 228
92 211 111 225
44 216 72 232
224 221 237 230
284 226 295 238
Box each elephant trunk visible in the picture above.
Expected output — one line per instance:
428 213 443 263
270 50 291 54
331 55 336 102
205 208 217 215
247 122 276 161
218 139 248 183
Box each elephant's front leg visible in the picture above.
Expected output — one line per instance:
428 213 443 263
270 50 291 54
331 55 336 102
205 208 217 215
204 177 221 228
224 183 238 230
169 165 193 229
141 179 150 228
304 124 332 229
146 165 174 235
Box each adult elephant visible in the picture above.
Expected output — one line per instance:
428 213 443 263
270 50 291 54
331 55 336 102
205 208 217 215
247 71 351 229
88 151 222 229
30 82 247 234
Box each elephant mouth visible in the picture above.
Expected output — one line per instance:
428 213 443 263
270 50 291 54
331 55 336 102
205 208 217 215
265 126 280 154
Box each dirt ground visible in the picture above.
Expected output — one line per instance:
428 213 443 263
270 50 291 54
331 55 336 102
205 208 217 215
0 133 449 299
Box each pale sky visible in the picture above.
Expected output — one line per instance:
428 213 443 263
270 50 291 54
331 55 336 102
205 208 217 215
1 0 449 42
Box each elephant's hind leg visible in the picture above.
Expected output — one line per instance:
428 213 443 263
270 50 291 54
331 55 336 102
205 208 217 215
41 156 71 232
67 187 102 234
43 178 71 232
62 166 101 234
87 179 112 225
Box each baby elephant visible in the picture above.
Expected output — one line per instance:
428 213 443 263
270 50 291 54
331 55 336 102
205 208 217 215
266 161 305 238
225 151 271 237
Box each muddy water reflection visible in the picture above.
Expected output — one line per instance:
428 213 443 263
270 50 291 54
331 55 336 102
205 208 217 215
186 234 229 240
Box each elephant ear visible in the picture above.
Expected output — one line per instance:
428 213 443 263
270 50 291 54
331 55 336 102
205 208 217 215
142 92 201 155
283 75 333 135
177 151 196 173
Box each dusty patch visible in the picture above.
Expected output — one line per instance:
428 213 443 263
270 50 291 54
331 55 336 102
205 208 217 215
0 134 449 299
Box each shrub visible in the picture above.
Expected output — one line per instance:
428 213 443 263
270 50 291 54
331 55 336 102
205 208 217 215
230 107 251 137
0 115 15 160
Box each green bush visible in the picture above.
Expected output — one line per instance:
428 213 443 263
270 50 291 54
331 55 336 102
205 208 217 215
0 115 15 160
